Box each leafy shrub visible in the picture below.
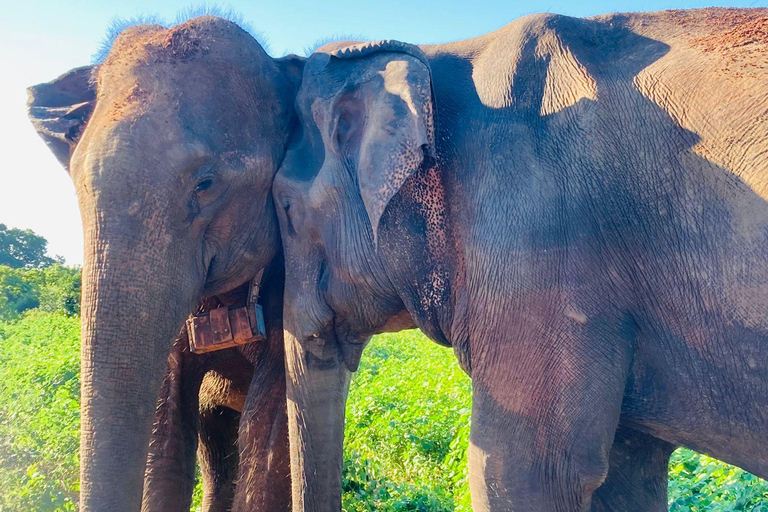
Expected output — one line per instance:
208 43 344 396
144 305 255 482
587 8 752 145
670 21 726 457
669 448 768 511
34 265 81 317
0 311 80 511
342 330 472 511
0 264 81 321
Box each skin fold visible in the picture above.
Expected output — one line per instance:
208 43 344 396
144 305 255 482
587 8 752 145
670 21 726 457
27 16 302 512
273 8 768 512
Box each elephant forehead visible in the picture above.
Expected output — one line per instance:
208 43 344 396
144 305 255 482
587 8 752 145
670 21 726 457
98 81 153 123
95 18 273 121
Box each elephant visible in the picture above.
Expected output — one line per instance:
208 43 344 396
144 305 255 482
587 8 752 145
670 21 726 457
144 297 252 512
142 268 288 512
146 326 252 512
27 15 303 511
272 7 768 512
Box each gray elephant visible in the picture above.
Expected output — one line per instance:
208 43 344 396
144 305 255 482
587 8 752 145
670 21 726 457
143 267 288 512
27 16 302 512
272 7 768 512
146 322 253 512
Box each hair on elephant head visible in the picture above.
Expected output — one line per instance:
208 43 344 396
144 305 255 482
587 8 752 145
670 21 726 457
27 16 303 512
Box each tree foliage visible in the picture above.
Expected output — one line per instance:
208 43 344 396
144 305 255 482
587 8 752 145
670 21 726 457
0 264 81 321
0 224 62 270
0 225 80 321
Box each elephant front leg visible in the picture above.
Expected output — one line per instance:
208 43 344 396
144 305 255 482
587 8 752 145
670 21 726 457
142 336 203 512
198 405 242 512
231 338 291 511
590 426 675 512
468 320 632 512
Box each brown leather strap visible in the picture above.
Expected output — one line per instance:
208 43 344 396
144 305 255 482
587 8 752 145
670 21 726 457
247 268 265 310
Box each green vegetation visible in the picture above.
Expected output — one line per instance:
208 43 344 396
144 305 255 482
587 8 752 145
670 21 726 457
344 334 768 512
669 450 768 512
0 224 80 322
0 227 765 511
0 312 80 511
0 264 81 321
342 331 472 511
0 226 82 510
0 224 62 270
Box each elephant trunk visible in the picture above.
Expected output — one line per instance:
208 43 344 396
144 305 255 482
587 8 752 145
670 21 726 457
284 329 351 512
79 228 198 511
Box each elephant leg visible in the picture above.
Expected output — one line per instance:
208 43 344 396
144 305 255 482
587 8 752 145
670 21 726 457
468 322 632 512
142 335 203 512
199 405 242 512
232 337 291 512
590 426 676 512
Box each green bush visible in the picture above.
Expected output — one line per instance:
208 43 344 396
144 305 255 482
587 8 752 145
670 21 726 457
342 331 472 511
0 264 81 321
669 448 768 512
340 331 768 511
0 311 80 511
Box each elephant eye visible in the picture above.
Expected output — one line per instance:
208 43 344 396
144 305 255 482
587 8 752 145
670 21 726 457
283 201 296 236
318 259 330 294
195 178 214 193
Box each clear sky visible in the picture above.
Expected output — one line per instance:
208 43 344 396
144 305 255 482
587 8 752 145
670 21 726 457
1 0 765 265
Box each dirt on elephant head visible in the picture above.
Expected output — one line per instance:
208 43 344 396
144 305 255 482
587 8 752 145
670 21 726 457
692 13 768 50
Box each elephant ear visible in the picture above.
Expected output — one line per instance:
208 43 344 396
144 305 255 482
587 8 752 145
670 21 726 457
27 66 96 171
328 40 436 242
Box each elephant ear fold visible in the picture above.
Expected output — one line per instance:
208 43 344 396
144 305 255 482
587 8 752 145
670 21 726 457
329 41 436 243
27 66 96 171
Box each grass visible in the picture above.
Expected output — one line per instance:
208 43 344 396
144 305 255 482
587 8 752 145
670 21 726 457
0 311 80 511
0 311 766 511
342 331 472 511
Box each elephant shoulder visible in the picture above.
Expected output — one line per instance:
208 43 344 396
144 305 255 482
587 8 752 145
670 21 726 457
466 14 603 113
623 9 768 185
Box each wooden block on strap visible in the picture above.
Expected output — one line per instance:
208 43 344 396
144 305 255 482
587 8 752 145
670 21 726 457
230 306 254 344
209 307 233 343
188 315 217 353
188 306 267 354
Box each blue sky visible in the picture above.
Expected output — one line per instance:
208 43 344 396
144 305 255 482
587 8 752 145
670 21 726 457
1 0 765 264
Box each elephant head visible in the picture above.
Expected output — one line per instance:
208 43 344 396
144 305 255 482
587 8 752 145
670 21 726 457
27 16 303 511
273 40 436 511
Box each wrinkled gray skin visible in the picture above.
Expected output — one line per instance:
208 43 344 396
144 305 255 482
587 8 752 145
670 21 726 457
27 16 302 511
274 8 768 512
143 271 288 512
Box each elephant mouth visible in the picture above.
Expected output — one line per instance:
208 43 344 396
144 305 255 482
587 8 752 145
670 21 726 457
203 256 229 295
205 255 218 282
204 257 247 296
333 320 371 372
